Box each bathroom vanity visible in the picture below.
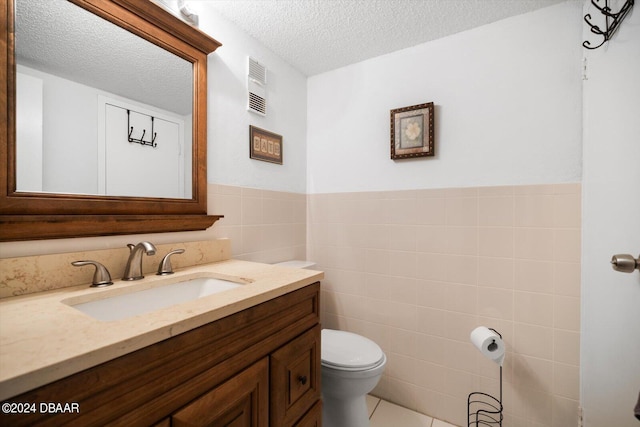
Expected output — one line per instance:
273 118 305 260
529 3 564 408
0 260 323 426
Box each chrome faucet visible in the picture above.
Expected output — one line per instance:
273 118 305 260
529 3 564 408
122 241 157 281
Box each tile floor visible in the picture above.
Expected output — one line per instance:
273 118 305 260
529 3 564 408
366 395 459 427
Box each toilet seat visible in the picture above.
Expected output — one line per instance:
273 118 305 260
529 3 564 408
321 329 385 371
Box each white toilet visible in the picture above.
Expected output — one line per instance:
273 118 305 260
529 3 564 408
321 329 386 427
273 261 387 427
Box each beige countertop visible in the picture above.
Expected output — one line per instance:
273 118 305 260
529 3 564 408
0 259 323 401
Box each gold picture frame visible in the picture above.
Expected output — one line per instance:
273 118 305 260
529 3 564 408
249 125 283 164
390 102 434 160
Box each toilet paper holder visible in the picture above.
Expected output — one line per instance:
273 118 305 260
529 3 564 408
468 328 503 427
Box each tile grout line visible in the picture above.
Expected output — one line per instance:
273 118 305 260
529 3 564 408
369 396 382 420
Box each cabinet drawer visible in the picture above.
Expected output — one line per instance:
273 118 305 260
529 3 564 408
270 325 321 427
172 358 269 427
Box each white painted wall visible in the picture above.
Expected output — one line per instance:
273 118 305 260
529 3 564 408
307 1 583 194
191 3 308 194
581 2 640 426
17 65 98 194
15 72 43 192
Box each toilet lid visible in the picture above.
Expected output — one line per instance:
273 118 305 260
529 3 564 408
321 329 385 370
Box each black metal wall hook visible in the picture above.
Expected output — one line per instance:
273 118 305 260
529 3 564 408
583 0 635 50
127 109 158 148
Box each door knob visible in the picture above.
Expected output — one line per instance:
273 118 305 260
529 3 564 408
610 254 640 273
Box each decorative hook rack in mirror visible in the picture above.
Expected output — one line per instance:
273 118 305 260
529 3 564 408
127 109 158 148
583 0 635 50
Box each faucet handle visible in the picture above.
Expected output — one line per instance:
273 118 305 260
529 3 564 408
157 249 185 275
72 260 113 287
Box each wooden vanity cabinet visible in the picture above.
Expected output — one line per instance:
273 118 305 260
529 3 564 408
1 283 321 427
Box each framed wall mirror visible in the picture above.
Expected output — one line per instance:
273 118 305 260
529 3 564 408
0 0 222 241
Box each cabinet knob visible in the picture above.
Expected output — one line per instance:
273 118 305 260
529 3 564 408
298 375 307 385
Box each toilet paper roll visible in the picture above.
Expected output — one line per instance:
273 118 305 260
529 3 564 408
470 326 505 366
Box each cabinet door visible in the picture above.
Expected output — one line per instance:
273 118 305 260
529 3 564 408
270 325 321 427
294 401 322 427
172 358 269 427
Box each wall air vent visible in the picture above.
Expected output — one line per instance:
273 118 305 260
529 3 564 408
248 57 267 85
247 79 266 116
247 57 267 116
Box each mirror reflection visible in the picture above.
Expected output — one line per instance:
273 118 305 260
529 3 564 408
15 0 194 199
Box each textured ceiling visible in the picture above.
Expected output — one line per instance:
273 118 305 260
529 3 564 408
16 0 572 103
198 0 570 76
16 0 192 115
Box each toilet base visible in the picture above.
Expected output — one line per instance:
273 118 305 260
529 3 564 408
322 393 370 427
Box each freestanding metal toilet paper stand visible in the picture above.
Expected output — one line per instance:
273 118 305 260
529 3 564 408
467 328 503 427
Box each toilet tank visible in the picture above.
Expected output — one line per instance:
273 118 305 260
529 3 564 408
273 260 316 270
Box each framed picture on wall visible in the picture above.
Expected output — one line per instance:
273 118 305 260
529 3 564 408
249 125 283 164
390 102 434 160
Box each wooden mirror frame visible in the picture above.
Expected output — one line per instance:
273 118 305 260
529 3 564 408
0 0 222 241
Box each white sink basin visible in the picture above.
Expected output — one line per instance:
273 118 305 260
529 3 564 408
68 277 243 321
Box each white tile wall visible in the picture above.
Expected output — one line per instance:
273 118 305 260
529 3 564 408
208 184 306 264
309 183 581 427
209 182 581 427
